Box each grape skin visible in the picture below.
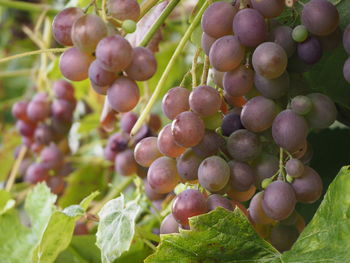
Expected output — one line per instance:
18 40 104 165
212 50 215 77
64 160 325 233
221 111 243 137
192 130 226 158
251 0 285 18
115 149 138 176
40 143 64 171
223 66 254 97
189 85 221 117
12 101 29 121
125 47 157 81
172 189 208 227
107 0 140 21
254 71 289 99
344 57 350 84
227 185 256 202
262 181 296 220
107 77 140 113
157 124 186 158
134 137 162 168
25 163 49 184
343 24 350 55
270 224 299 252
160 214 179 234
120 112 138 134
52 80 75 101
306 93 337 129
270 26 295 58
201 1 237 38
232 8 267 48
249 192 274 225
229 160 256 191
162 87 190 120
198 156 230 192
207 194 234 211
209 35 245 72
201 33 216 56
291 95 312 115
88 60 117 87
16 120 36 137
171 111 205 148
297 37 323 65
285 158 304 178
176 149 202 181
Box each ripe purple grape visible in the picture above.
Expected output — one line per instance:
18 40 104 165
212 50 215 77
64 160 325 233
157 124 186 158
24 163 49 184
40 143 64 171
189 85 221 117
306 93 337 129
88 60 117 87
160 213 179 234
27 98 51 123
207 194 234 211
176 149 202 181
125 47 157 81
251 0 285 18
134 137 162 167
221 111 243 137
270 26 295 57
192 130 226 158
162 87 190 120
252 154 279 187
12 101 29 121
270 224 299 252
201 33 216 56
223 66 254 97
297 37 323 65
227 129 261 162
343 24 350 54
120 112 138 134
254 71 289 99
52 80 75 101
291 95 313 115
107 0 140 21
248 192 274 225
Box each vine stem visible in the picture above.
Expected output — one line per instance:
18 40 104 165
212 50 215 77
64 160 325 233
191 48 201 88
278 147 286 181
139 0 180 47
0 0 59 14
5 146 27 192
131 0 210 135
0 48 67 65
0 69 37 78
201 55 210 85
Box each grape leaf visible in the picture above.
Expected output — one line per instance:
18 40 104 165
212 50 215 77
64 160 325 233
96 194 142 263
0 190 15 215
145 208 279 263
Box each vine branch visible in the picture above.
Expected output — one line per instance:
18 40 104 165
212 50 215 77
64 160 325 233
0 0 59 14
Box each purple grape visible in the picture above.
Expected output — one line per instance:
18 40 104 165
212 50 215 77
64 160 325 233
27 98 51 123
134 137 162 167
270 224 299 252
229 160 256 191
306 93 337 129
227 129 261 162
254 71 289 99
201 32 216 56
16 120 36 137
248 192 274 225
12 101 29 121
88 60 117 87
24 163 49 184
344 57 350 84
125 47 157 81
221 111 243 137
107 0 140 21
192 130 226 158
207 194 234 211
176 149 202 181
157 124 186 158
40 143 64 171
34 124 54 145
107 77 139 112
270 26 295 57
297 37 323 64
285 158 304 178
343 24 350 54
223 66 254 97
51 99 75 122
160 214 179 234
162 87 190 120
52 80 75 101
189 85 221 117
252 154 279 187
115 149 138 176
251 0 285 18
120 112 138 134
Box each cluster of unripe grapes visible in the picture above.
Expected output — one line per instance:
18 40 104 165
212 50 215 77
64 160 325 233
52 0 157 114
12 80 77 194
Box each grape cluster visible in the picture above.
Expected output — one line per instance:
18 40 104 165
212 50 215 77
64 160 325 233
343 23 350 83
132 0 341 252
52 1 157 113
12 80 77 194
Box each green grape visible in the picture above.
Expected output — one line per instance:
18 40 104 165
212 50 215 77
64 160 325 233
122 19 137 33
292 25 308 43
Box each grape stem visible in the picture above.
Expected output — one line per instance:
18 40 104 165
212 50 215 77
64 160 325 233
131 0 210 135
0 48 67 65
191 48 201 88
139 0 180 47
0 69 38 78
0 0 59 14
201 55 210 85
278 147 286 181
5 146 27 192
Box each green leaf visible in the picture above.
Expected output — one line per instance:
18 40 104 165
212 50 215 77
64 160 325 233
78 113 100 134
278 166 350 262
96 194 142 263
146 208 279 263
0 190 15 215
80 191 100 210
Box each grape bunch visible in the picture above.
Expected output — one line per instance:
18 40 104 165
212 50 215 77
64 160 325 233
129 0 341 252
52 0 157 114
12 80 77 194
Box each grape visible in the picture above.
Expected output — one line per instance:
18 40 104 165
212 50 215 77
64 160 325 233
91 83 108 95
192 130 226 158
104 132 129 161
40 143 64 171
134 137 162 167
285 158 304 178
189 85 221 117
291 166 323 203
252 42 287 79
52 7 84 46
291 95 312 115
160 214 179 234
229 160 255 191
115 149 138 176
22 136 34 147
221 111 243 137
301 0 339 36
171 111 205 148
270 224 299 252
254 72 289 99
270 26 296 58
280 210 298 226
306 93 337 129
209 35 245 72
201 1 237 38
227 185 256 202
95 35 133 72
292 25 308 43
107 77 139 112
147 156 180 194
157 124 186 158
172 189 208 227
52 80 75 101
198 156 230 192
148 113 162 132
212 69 224 88
120 112 138 134
176 149 202 181
318 26 342 51
232 8 267 47
59 163 74 177
144 179 166 201
241 96 278 133
16 120 36 137
227 129 261 161
27 98 51 123
248 192 274 225
59 47 94 81
343 24 350 54
201 33 216 56
34 124 54 145
251 0 284 18
19 158 31 178
262 181 296 220
202 112 223 130
71 14 107 54
223 66 254 97
344 57 350 84
125 47 157 81
74 222 89 235
207 194 234 211
51 116 71 135
122 20 137 33
107 0 140 21
272 110 309 152
162 87 190 120
88 60 117 87
24 163 49 184
297 37 323 64
12 101 29 121
51 99 75 122
47 176 65 195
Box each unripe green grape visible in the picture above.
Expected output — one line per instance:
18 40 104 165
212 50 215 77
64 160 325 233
292 25 308 43
261 177 273 189
122 19 137 33
286 175 294 183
